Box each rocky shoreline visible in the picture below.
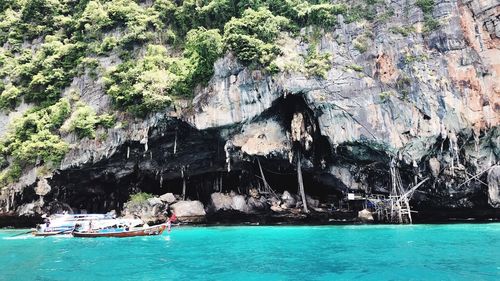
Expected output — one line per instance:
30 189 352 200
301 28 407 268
2 189 499 229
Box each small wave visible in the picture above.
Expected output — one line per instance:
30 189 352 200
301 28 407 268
2 235 34 240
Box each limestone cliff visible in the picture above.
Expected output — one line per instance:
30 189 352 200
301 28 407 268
0 0 499 224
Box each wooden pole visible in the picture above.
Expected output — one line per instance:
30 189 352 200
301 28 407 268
297 151 309 213
181 168 186 200
257 158 277 197
257 158 269 191
456 166 495 188
173 131 178 154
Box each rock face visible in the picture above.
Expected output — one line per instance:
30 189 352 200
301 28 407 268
170 201 206 222
281 191 297 209
35 179 51 197
160 193 177 204
358 209 374 223
122 197 167 224
210 192 263 214
211 193 234 211
0 0 499 223
231 195 249 213
488 166 500 208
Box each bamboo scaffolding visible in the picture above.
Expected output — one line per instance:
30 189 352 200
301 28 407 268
256 158 278 198
297 151 309 213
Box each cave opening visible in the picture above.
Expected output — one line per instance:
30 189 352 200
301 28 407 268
43 93 347 214
47 157 345 214
267 93 335 166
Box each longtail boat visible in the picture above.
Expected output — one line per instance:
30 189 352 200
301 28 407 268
33 229 73 237
72 224 167 238
32 214 118 237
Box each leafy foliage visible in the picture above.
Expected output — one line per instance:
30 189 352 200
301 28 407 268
105 26 223 116
415 0 440 32
390 26 416 37
1 98 71 166
61 102 115 139
304 42 331 78
185 27 224 83
415 0 435 14
223 8 289 65
129 192 153 203
104 45 182 116
0 0 357 183
0 163 22 186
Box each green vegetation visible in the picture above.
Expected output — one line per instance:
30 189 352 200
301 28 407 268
304 42 331 78
390 26 416 37
224 8 288 65
0 0 354 116
415 0 434 14
61 102 115 139
415 0 440 32
353 36 368 53
346 64 363 72
128 192 153 203
0 0 378 184
0 98 71 185
345 0 385 23
402 53 427 64
0 163 22 187
0 37 85 109
379 91 392 102
396 74 412 101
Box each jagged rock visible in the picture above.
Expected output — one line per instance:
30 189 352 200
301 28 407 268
210 193 254 213
231 195 249 213
247 197 268 212
306 195 319 209
270 205 283 212
249 188 260 199
106 210 117 218
170 200 206 222
35 178 51 196
268 196 280 206
488 165 500 208
231 120 290 156
429 158 441 178
160 193 177 204
358 209 374 223
147 197 163 206
281 191 296 208
211 193 233 211
43 201 73 215
17 202 39 217
123 200 166 224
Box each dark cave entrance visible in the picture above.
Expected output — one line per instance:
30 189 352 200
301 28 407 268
267 93 335 166
47 157 346 214
44 93 346 214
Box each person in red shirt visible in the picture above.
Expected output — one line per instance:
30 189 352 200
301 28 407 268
166 213 177 233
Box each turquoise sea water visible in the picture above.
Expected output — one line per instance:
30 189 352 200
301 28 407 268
1 224 499 281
